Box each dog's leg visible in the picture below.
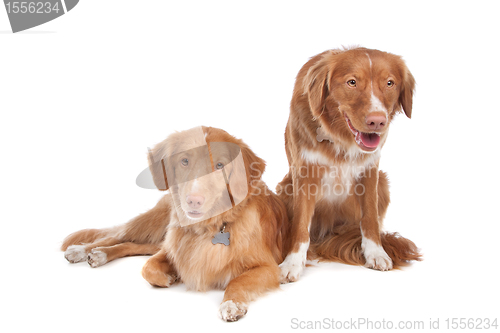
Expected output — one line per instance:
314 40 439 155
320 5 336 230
279 164 322 283
141 249 178 287
219 264 280 322
64 195 171 264
87 243 161 268
64 237 121 263
359 165 392 271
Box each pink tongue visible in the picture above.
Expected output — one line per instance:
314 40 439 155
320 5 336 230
359 132 381 148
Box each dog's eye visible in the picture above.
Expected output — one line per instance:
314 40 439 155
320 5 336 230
216 162 224 170
181 158 189 166
347 80 356 87
387 80 395 87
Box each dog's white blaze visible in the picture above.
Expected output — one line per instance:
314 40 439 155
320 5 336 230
366 53 388 116
370 93 388 115
183 178 205 220
190 178 200 194
366 53 372 68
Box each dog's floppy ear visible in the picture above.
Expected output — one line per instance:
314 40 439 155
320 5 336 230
303 57 330 118
302 50 343 118
147 144 169 191
399 64 416 119
223 143 249 205
241 144 266 183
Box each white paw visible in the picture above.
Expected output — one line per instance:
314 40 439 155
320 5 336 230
87 249 108 268
362 238 393 271
218 300 248 322
279 259 304 283
279 242 309 283
64 245 87 263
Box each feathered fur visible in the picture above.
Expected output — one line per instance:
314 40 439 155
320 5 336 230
278 47 421 282
62 126 290 322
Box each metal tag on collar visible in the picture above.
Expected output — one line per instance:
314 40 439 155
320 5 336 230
212 223 230 246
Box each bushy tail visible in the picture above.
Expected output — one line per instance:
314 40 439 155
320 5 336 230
61 228 110 251
309 229 422 268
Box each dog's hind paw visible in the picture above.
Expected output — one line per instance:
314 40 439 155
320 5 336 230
218 300 248 322
64 245 87 263
87 249 108 268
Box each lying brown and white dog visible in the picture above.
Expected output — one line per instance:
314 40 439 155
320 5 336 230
62 126 289 321
277 47 421 283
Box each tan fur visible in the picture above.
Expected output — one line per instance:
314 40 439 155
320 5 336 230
278 47 421 280
61 195 172 265
62 126 289 321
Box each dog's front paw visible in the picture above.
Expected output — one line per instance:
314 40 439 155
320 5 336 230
362 239 393 271
279 243 308 283
64 245 87 263
279 260 304 284
141 262 176 287
87 249 107 268
218 300 248 322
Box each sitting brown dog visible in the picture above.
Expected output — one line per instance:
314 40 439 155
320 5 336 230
277 47 421 283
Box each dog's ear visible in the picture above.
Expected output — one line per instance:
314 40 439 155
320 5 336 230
302 50 343 118
303 58 330 118
241 144 266 183
399 65 416 119
147 145 169 191
225 144 249 205
214 141 265 204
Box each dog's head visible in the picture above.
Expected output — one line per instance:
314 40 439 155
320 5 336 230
302 47 415 153
147 126 266 225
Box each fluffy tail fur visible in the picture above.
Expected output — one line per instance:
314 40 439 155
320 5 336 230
309 229 422 268
61 228 111 251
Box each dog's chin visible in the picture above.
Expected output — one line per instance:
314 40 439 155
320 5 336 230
182 209 206 220
344 114 382 153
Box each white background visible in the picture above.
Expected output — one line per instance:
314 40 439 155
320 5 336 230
1 1 499 332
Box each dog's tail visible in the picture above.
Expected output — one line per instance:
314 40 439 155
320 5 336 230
61 228 111 251
309 229 422 268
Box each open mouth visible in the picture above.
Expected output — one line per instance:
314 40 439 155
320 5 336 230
186 210 204 219
344 114 381 151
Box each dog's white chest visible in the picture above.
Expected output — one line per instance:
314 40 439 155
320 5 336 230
301 148 380 204
320 164 362 203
